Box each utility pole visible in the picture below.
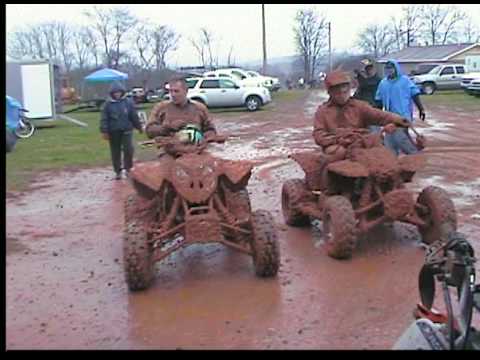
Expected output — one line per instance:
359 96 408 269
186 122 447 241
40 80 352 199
262 4 267 74
328 22 332 72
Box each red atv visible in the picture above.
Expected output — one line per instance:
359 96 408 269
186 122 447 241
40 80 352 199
124 135 280 291
281 127 457 260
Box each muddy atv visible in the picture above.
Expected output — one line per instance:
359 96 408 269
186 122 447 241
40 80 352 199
281 127 457 260
123 135 280 291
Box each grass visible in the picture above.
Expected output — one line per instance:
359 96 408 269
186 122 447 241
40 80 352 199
422 90 480 111
6 90 302 192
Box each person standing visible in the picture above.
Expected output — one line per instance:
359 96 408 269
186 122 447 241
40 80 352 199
375 59 426 156
100 82 143 180
353 59 381 108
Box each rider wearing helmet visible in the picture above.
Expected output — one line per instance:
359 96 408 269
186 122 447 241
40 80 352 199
145 76 216 143
314 70 410 158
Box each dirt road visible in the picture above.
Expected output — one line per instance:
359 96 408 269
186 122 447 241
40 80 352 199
6 91 480 349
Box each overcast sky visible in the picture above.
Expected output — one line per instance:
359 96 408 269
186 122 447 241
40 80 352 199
6 4 480 66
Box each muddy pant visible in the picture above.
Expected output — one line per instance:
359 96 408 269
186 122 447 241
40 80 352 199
108 130 134 174
384 128 418 156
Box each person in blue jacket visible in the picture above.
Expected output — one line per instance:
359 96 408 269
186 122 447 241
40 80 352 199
100 82 143 180
6 95 21 153
375 59 426 156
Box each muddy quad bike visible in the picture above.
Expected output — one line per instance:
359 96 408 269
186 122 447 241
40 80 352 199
281 127 457 260
123 134 280 291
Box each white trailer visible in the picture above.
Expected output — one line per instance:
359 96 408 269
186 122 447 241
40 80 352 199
6 59 63 120
6 59 87 127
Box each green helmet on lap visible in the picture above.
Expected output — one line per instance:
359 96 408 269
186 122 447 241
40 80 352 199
175 124 204 145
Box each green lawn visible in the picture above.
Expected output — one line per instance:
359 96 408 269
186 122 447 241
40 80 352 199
422 90 480 111
6 90 299 192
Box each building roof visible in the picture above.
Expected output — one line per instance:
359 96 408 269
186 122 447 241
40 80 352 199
377 43 480 63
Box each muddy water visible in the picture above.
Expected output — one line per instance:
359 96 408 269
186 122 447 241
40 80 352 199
6 90 480 349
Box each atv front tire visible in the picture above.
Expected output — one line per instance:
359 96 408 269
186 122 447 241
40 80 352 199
417 186 457 245
250 210 280 277
123 193 156 291
322 196 357 260
282 179 310 226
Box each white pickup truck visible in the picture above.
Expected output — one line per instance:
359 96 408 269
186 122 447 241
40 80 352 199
411 63 467 95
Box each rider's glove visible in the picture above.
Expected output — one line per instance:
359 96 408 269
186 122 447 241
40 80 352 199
419 110 426 122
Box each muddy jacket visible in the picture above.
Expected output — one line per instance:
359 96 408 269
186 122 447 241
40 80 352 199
313 98 404 150
100 83 142 134
145 99 216 139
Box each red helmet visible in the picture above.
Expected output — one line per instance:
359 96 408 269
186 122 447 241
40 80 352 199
324 71 351 90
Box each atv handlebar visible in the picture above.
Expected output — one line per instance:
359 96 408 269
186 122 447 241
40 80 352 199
139 134 228 149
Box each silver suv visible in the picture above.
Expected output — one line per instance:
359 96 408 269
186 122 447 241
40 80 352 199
164 77 271 111
411 64 466 95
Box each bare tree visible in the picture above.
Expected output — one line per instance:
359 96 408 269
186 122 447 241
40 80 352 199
459 15 480 43
293 8 328 83
356 23 396 58
72 27 92 71
84 28 100 68
190 27 216 68
83 6 138 68
55 22 74 73
390 5 424 50
83 6 112 66
152 25 180 70
110 7 138 68
7 27 39 60
227 45 235 67
420 5 467 45
134 24 155 70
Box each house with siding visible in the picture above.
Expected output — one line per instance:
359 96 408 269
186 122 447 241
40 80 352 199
376 43 480 75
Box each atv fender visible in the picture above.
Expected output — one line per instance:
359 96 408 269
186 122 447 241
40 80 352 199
220 160 253 187
290 151 325 175
130 161 170 198
327 160 368 178
398 154 426 173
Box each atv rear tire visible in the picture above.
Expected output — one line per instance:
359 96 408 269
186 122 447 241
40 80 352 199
250 210 280 277
282 179 310 226
417 186 457 245
123 193 156 291
322 196 357 260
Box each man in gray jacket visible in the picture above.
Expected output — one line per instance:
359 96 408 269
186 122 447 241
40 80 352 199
100 82 143 180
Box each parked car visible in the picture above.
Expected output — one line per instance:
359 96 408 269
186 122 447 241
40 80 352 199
408 63 442 77
411 64 466 95
128 87 148 103
246 70 281 92
461 72 480 92
165 77 271 111
466 78 480 97
203 68 264 88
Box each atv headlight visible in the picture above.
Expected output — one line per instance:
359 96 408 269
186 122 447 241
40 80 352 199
174 166 189 181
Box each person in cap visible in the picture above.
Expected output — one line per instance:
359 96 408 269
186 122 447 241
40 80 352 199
313 71 410 160
375 59 426 156
353 59 382 108
100 81 143 180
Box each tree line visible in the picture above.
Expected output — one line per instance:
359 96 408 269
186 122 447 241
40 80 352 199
7 6 240 77
355 5 479 58
8 5 479 87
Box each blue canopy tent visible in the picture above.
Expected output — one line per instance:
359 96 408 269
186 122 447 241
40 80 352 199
84 68 128 83
79 68 129 111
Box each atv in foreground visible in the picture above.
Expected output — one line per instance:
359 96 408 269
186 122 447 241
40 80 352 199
282 127 457 260
124 134 280 291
